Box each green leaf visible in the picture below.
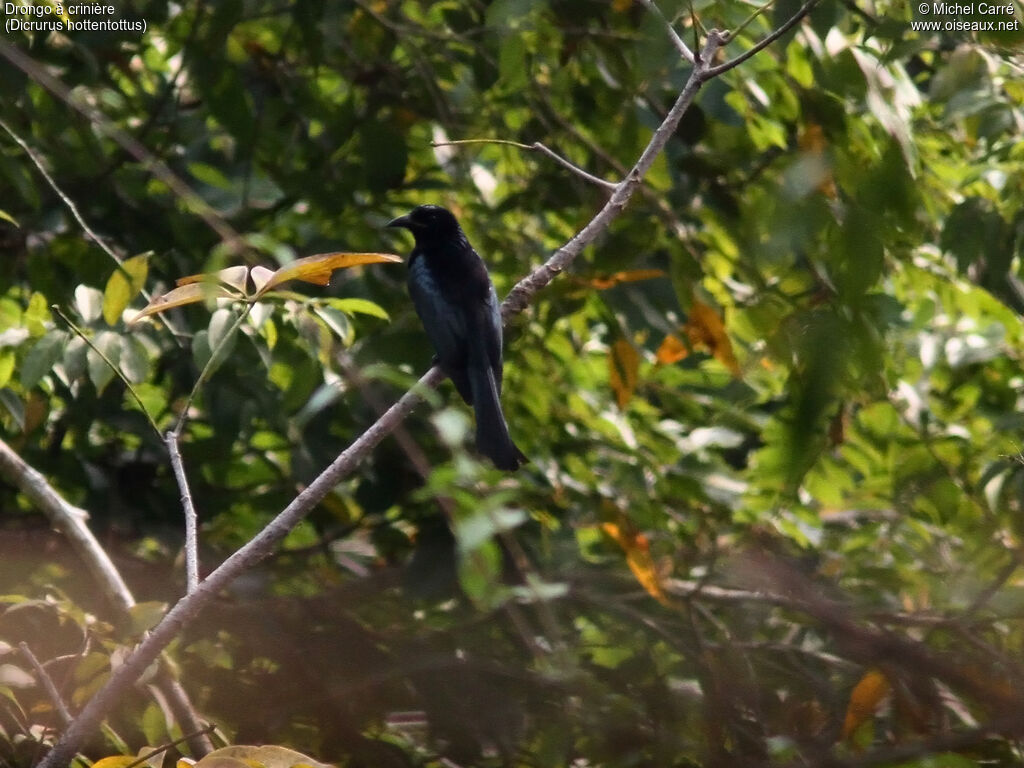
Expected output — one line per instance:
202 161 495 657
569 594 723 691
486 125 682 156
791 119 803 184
103 254 150 326
124 382 167 419
88 331 122 394
457 539 505 607
325 297 390 320
0 349 14 388
21 330 69 388
74 285 104 324
455 507 527 552
24 292 50 337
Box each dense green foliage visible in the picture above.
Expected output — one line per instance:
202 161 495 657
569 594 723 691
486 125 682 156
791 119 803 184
2 0 1024 766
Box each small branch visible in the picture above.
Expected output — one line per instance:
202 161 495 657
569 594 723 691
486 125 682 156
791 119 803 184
0 118 120 268
18 642 73 727
121 723 218 768
52 307 162 437
0 118 182 341
502 30 725 321
432 139 619 191
702 0 821 79
41 24 824 768
637 0 696 64
173 305 254 436
0 439 213 757
166 432 200 594
37 364 446 768
0 42 245 255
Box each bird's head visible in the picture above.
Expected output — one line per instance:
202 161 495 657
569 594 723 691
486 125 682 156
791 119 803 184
386 205 463 244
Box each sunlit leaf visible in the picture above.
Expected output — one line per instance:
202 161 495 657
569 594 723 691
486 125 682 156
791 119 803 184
254 252 402 297
91 757 139 768
196 745 335 768
325 297 390 320
129 283 237 324
75 285 104 324
103 253 150 325
176 265 250 293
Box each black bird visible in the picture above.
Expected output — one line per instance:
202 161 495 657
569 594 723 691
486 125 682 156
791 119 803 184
388 205 527 471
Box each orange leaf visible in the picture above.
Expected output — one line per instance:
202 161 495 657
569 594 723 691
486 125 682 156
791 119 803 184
255 252 402 296
127 283 236 323
601 522 672 607
655 333 689 365
588 269 665 290
608 338 639 409
683 299 741 376
841 669 891 741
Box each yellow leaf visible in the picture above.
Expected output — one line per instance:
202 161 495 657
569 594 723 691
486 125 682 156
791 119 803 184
127 283 236 324
588 269 665 290
655 333 689 365
92 758 140 768
608 338 639 409
103 253 150 325
611 0 632 11
841 669 891 741
601 522 672 607
684 299 741 376
254 252 402 297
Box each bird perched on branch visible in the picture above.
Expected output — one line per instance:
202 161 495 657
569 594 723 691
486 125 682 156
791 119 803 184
388 205 527 471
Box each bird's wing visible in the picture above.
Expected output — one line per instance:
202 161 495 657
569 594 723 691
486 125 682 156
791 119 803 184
482 282 504 391
408 253 473 400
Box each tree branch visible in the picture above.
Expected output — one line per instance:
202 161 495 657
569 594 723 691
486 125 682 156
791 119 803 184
637 0 696 64
432 138 619 191
0 438 213 757
703 0 821 79
39 25 828 767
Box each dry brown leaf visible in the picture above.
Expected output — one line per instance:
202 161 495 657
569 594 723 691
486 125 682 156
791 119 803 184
684 299 741 376
588 269 665 290
608 337 640 409
602 521 672 607
128 283 237 323
655 333 689 365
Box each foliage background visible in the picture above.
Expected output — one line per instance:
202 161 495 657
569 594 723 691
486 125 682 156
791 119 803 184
2 0 1024 765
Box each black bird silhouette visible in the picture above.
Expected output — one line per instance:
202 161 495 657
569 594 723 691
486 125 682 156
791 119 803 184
388 205 527 471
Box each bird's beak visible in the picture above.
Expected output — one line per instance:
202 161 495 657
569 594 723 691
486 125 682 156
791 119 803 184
386 214 413 230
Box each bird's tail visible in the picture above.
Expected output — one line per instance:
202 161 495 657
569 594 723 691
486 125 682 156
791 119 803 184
468 363 527 471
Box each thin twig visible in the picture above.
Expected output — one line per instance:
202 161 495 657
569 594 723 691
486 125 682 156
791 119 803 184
637 0 696 63
18 642 73 726
703 0 822 79
52 306 162 436
0 42 245 254
166 431 200 594
0 118 121 269
432 139 619 191
0 441 213 757
0 118 182 341
173 305 254 436
40 28 814 768
120 723 218 768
